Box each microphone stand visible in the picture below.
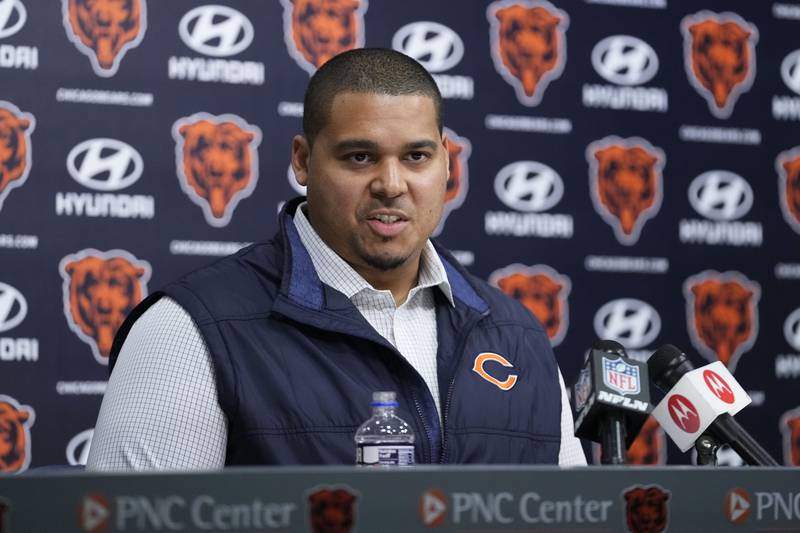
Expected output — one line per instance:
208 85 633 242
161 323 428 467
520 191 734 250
695 434 719 466
600 412 627 465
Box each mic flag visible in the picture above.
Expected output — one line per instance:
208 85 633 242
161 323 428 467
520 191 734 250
651 361 751 451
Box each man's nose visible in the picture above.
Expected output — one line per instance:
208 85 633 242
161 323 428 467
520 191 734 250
370 159 408 198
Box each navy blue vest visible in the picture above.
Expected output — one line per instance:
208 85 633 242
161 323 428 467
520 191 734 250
110 198 562 465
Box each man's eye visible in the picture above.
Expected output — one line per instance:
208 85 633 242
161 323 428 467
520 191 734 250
349 153 370 163
407 152 429 162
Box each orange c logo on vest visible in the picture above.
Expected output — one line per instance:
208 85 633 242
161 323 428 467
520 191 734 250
472 352 518 391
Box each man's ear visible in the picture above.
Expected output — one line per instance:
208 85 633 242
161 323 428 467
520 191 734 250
442 132 450 180
291 135 311 187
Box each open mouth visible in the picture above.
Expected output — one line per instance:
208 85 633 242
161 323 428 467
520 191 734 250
366 212 409 237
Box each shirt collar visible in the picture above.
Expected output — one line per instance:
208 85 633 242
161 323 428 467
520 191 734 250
293 202 454 306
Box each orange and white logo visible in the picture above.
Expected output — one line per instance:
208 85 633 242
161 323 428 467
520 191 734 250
280 0 368 75
0 394 35 474
489 264 570 346
0 101 35 214
681 11 758 119
684 270 760 372
419 489 447 528
724 488 751 524
779 407 800 466
59 249 151 365
173 113 262 227
434 127 471 236
587 136 665 246
62 0 147 77
777 146 800 235
487 0 569 107
472 352 518 391
80 494 111 533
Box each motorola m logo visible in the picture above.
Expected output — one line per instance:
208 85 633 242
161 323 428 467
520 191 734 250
0 281 27 333
781 49 800 96
688 171 753 221
494 161 564 212
67 429 94 466
0 0 26 39
179 5 254 57
591 35 659 86
67 139 144 192
784 308 800 352
392 21 464 73
594 298 661 349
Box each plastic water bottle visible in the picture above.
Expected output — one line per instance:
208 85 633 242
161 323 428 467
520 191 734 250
355 391 415 466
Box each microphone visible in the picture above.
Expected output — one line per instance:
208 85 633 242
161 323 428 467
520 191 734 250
572 339 652 465
647 344 778 466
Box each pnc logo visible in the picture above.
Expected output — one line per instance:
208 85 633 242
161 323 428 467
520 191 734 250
725 488 751 524
66 138 144 192
280 0 368 75
62 0 147 77
781 49 800 96
0 0 26 39
702 369 735 404
667 394 700 434
435 127 471 236
178 5 254 57
66 428 94 466
80 494 111 533
688 171 753 221
0 394 35 474
494 161 563 213
489 264 571 346
0 101 35 214
784 308 800 352
472 352 518 391
587 136 664 246
779 407 800 466
487 0 569 106
593 298 661 350
392 21 464 73
776 147 800 235
419 489 447 528
684 270 760 371
681 11 758 119
173 113 262 228
0 281 26 332
591 35 659 86
622 485 670 533
59 249 151 365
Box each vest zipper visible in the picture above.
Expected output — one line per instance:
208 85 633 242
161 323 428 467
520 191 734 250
412 394 433 463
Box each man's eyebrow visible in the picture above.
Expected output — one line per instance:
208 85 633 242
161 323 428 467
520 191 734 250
405 140 440 151
333 139 379 152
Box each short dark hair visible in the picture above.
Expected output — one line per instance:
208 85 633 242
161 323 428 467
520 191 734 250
302 48 443 147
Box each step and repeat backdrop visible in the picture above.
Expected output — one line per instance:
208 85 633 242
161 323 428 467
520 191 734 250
1 0 800 472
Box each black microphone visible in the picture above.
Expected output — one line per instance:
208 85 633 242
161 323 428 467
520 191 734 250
647 344 779 466
572 339 652 465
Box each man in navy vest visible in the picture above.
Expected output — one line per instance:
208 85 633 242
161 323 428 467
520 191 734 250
87 48 587 469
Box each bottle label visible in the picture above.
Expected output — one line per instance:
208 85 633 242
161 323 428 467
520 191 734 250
356 444 415 466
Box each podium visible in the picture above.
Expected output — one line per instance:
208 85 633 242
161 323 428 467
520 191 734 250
1 466 799 532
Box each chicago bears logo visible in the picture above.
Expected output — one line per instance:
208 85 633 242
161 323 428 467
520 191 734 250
779 407 800 466
173 113 262 228
684 271 760 372
777 147 800 235
489 264 570 346
59 249 151 365
627 416 666 465
0 395 35 474
281 0 368 75
307 486 358 533
433 127 471 236
62 0 147 77
0 101 35 214
623 485 670 533
681 11 758 119
587 136 665 245
487 0 569 107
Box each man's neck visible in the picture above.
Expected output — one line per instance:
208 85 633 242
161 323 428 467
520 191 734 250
352 257 421 306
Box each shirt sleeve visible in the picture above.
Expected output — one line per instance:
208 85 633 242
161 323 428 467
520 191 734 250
86 297 227 471
557 368 588 466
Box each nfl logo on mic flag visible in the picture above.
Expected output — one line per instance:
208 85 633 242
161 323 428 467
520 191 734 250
603 357 641 396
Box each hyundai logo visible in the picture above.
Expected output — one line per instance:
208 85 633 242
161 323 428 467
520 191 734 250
781 49 800 96
179 4 254 58
591 35 659 86
392 21 464 73
0 0 26 39
0 281 27 333
784 308 800 352
688 171 753 221
494 161 564 212
594 298 661 349
66 138 144 192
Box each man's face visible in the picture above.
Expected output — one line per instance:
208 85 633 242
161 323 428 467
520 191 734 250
293 92 447 275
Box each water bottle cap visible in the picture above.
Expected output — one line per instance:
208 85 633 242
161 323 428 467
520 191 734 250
370 391 398 407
